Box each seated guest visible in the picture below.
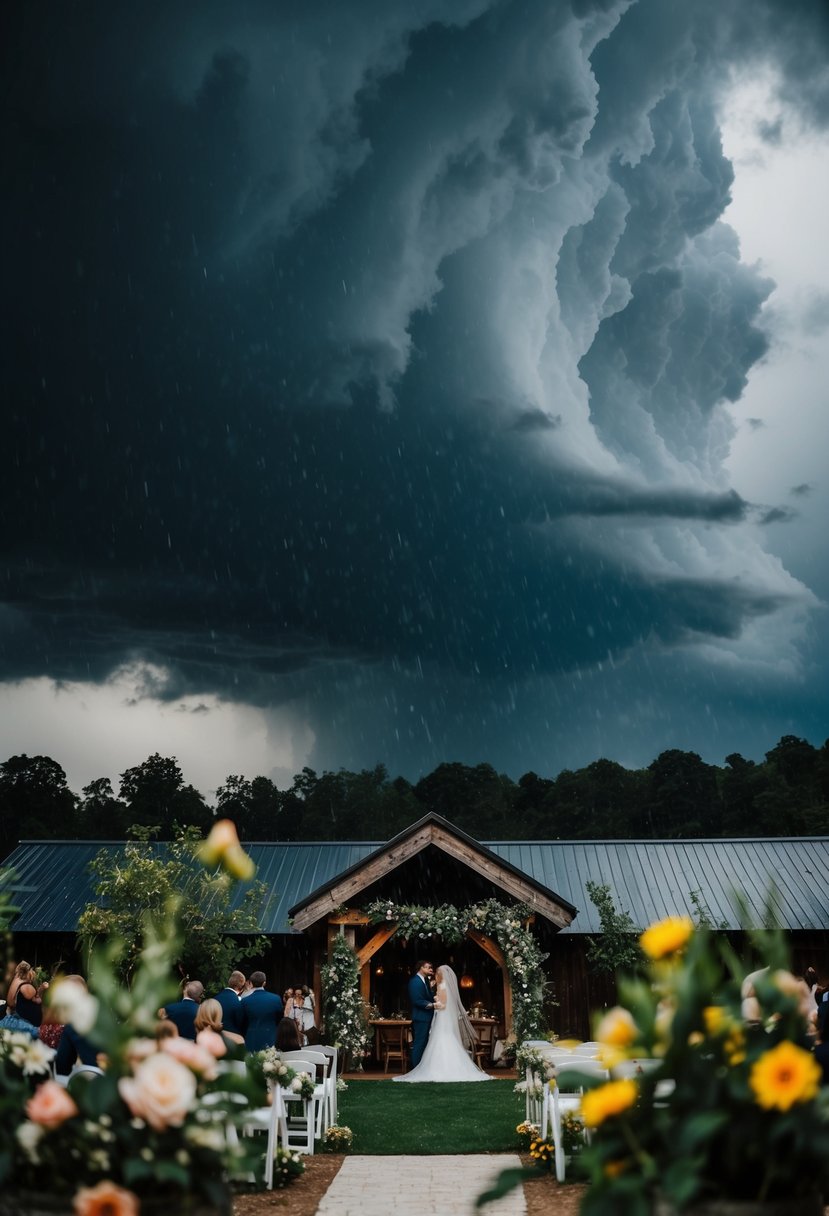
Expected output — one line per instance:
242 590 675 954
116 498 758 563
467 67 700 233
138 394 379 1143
276 1016 302 1052
196 998 245 1050
155 1019 179 1043
211 970 248 1037
5 962 48 1035
161 980 204 1040
54 977 101 1076
242 971 283 1052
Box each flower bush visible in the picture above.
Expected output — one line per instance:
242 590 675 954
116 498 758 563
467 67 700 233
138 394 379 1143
320 933 370 1070
0 824 273 1213
365 897 549 1041
323 1124 354 1153
577 917 829 1212
271 1147 305 1189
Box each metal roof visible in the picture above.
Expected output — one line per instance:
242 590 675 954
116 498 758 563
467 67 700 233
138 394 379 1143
4 836 829 935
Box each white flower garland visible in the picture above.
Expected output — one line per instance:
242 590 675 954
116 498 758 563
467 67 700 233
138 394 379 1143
320 933 370 1068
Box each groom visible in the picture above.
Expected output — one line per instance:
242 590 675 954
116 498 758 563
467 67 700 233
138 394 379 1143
407 960 436 1068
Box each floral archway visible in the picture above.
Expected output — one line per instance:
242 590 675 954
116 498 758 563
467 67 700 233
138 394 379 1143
321 896 550 1061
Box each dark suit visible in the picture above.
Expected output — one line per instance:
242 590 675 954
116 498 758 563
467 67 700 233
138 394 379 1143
408 972 435 1067
55 1024 100 1075
213 987 247 1036
242 988 284 1052
163 997 200 1041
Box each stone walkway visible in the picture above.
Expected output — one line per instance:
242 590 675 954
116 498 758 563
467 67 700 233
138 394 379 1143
315 1154 526 1215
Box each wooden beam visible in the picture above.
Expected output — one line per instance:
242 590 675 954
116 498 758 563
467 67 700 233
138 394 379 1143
328 911 371 925
290 825 435 930
430 825 573 929
356 924 399 968
466 928 513 1035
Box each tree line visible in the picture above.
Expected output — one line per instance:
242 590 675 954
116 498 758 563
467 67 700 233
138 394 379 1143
1 734 828 858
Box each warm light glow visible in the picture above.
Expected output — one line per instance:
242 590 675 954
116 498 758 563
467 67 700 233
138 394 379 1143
460 974 474 989
375 965 384 976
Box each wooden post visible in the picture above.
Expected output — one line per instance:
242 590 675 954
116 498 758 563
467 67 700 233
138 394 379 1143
466 927 513 1036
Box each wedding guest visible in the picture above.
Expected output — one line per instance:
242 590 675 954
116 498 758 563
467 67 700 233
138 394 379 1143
242 971 283 1052
195 998 245 1050
4 962 47 1034
276 1016 302 1052
296 985 316 1039
161 980 204 1040
54 977 101 1076
211 970 248 1037
155 1019 179 1043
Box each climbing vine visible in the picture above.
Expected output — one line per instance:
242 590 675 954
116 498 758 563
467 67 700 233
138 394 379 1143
364 897 549 1042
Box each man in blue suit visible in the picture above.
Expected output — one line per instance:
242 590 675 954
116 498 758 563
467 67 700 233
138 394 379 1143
212 970 248 1037
407 960 435 1068
242 971 283 1052
162 980 204 1040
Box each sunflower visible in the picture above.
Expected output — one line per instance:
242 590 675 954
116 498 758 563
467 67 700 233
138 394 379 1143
749 1041 821 1112
581 1079 638 1128
640 916 694 960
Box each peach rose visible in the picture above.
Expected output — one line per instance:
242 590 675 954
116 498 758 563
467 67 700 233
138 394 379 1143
196 1028 228 1059
162 1035 218 1079
26 1080 79 1129
73 1181 139 1216
118 1051 196 1131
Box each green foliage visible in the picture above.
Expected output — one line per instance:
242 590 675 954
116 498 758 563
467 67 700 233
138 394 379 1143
1 853 269 1208
320 934 370 1069
365 897 549 1042
3 732 829 846
584 881 643 975
77 825 269 989
578 923 829 1210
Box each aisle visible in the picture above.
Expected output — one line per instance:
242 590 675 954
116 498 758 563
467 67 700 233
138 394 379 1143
315 1153 525 1215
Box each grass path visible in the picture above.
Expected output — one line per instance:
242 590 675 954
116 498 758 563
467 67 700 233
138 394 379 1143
338 1077 525 1154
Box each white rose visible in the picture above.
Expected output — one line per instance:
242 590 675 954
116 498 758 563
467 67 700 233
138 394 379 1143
49 980 99 1035
118 1052 196 1132
17 1121 45 1161
21 1039 55 1076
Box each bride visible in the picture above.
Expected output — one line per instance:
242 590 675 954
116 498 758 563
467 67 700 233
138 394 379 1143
394 964 492 1083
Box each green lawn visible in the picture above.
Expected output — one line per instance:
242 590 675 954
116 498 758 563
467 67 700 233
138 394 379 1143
337 1078 525 1154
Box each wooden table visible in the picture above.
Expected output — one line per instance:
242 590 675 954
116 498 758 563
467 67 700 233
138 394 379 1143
369 1019 411 1060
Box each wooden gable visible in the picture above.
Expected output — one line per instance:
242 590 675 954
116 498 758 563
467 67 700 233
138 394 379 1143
288 813 577 932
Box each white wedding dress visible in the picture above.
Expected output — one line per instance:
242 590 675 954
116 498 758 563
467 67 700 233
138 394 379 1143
394 967 492 1083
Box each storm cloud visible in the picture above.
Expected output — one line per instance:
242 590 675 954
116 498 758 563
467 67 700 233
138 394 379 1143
2 0 828 783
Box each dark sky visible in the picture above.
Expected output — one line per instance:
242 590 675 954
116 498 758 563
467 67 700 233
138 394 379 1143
3 0 829 795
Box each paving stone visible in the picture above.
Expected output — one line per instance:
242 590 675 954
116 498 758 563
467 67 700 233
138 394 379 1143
315 1153 526 1215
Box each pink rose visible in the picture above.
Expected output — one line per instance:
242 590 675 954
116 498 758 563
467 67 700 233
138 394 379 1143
26 1080 78 1129
118 1052 196 1131
161 1036 218 1079
196 1028 228 1059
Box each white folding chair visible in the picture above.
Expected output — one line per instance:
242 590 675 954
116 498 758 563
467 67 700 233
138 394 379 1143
612 1056 675 1102
281 1049 329 1137
573 1042 602 1057
241 1083 290 1188
315 1044 339 1128
276 1054 325 1152
542 1057 609 1183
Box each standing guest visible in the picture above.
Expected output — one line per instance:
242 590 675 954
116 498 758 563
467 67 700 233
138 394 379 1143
212 971 248 1037
155 1020 179 1044
161 980 204 1040
242 971 283 1052
283 988 296 1020
296 985 317 1039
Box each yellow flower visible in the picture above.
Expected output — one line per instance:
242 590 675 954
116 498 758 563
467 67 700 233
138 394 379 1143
596 1007 638 1049
640 916 694 960
580 1079 638 1128
604 1159 630 1178
703 1005 727 1036
73 1182 139 1216
687 1031 704 1047
749 1041 821 1111
196 819 255 880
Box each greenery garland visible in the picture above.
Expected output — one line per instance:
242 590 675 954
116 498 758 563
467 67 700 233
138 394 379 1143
320 932 370 1069
364 896 549 1042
